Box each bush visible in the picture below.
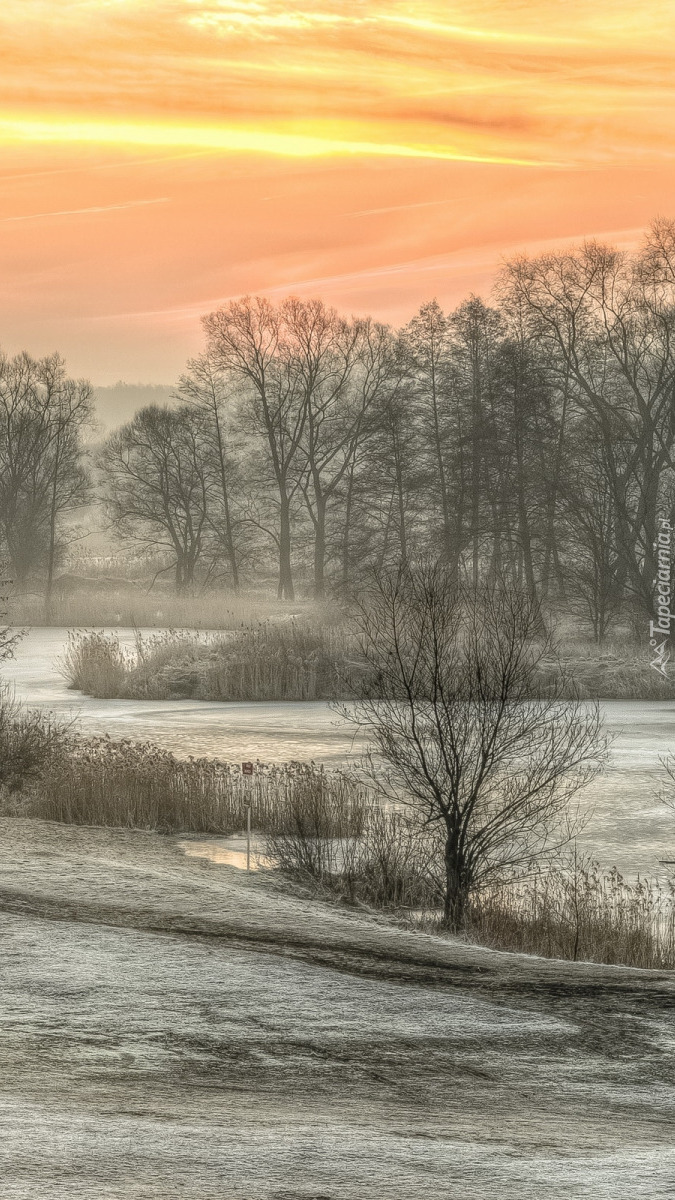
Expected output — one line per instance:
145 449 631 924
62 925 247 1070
265 802 445 909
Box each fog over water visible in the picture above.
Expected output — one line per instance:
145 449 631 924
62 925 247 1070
4 628 675 879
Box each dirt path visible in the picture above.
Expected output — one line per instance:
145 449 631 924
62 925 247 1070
0 818 673 1199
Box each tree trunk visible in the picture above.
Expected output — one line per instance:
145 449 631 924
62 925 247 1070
44 428 61 622
278 496 295 600
443 833 469 933
541 376 568 602
341 461 356 588
313 494 327 599
429 362 453 561
471 345 482 590
175 558 185 593
213 408 239 592
393 434 408 567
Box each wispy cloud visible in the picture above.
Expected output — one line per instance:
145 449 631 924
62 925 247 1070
0 197 169 223
346 199 453 217
76 224 647 326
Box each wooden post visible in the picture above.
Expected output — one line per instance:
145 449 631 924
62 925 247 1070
242 763 254 874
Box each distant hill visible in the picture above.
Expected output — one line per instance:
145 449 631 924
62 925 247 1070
92 382 176 434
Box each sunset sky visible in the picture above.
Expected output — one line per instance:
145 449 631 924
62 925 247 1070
1 0 674 383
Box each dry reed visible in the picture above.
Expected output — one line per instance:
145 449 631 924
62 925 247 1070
60 621 361 701
9 586 329 631
19 735 367 835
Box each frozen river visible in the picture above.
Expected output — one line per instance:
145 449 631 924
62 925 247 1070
3 628 675 877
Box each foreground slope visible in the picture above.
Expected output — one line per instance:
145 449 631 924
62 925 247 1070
0 818 673 1199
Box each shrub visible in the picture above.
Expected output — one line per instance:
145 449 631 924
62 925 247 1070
265 803 444 909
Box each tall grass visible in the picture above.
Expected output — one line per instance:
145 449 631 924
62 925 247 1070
60 625 673 705
201 622 358 701
60 631 136 698
61 621 361 701
59 629 214 699
19 735 368 835
0 687 72 793
9 586 329 631
538 645 675 700
465 859 675 969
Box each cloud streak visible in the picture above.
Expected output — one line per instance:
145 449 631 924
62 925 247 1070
0 197 169 223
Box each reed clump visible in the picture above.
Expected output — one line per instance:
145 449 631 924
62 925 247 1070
60 631 135 699
18 735 367 835
464 858 675 969
61 621 362 701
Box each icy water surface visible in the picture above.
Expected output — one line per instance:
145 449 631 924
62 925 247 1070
3 627 675 877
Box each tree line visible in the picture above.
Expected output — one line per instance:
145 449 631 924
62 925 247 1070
3 219 675 638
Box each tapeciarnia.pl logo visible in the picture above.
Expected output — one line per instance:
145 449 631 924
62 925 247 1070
650 517 672 678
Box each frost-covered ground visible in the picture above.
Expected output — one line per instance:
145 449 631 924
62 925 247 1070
0 818 674 1199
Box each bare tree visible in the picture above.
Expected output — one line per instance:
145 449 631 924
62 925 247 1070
0 352 91 591
298 313 395 596
340 563 606 931
203 297 306 599
100 405 212 593
400 300 456 564
502 229 675 614
563 444 623 643
42 365 93 619
177 353 241 591
284 299 360 598
450 297 503 588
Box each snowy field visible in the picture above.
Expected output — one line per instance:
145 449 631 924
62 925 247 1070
0 818 674 1199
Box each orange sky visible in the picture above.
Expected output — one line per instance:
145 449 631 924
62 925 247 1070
1 0 674 382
